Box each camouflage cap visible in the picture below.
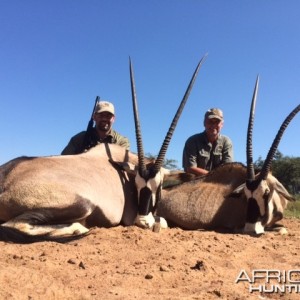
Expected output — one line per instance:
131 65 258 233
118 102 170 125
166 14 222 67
94 101 115 115
204 108 223 121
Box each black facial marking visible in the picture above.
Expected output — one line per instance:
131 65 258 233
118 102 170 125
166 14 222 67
139 167 157 181
246 198 261 223
261 189 270 225
138 182 162 216
246 179 260 191
138 187 153 215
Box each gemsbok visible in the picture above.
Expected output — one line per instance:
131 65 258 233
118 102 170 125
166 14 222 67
0 56 206 243
126 55 207 229
155 77 299 234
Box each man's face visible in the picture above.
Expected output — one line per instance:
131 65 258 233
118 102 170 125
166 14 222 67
204 118 223 140
93 112 115 132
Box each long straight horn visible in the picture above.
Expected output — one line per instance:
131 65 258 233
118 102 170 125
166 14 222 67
129 57 146 174
246 76 259 181
153 54 208 173
258 103 300 180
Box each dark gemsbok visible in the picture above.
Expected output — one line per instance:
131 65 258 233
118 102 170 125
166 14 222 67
156 77 298 234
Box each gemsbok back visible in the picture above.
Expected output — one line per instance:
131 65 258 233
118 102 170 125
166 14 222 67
156 77 299 234
0 56 206 243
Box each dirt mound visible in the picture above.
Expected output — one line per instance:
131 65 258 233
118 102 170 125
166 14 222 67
1 218 299 299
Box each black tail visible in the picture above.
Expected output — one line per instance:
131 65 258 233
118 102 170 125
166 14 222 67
0 226 90 244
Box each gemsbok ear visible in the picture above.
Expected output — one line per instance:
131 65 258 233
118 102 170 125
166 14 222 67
115 161 138 175
274 181 296 202
229 183 246 197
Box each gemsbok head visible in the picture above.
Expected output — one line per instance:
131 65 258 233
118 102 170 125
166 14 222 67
128 54 208 229
243 76 299 234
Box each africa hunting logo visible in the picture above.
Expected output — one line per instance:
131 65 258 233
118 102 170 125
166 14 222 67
235 269 300 294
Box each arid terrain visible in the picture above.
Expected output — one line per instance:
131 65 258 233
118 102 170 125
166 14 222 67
0 218 299 300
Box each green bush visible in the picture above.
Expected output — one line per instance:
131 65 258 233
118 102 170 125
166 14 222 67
285 195 300 219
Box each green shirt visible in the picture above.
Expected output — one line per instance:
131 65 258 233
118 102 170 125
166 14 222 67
61 128 130 155
182 131 233 172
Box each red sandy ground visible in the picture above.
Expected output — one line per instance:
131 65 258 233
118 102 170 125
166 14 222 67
0 218 299 300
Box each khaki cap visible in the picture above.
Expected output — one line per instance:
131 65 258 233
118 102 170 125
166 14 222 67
94 101 115 115
204 108 223 121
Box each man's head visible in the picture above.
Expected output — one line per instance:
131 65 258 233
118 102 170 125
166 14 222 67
94 101 115 115
93 101 115 132
204 108 224 142
204 108 223 122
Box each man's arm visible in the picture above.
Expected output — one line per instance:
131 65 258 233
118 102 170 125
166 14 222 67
185 166 209 176
61 132 86 155
117 137 130 150
222 137 234 163
182 137 208 175
112 130 130 150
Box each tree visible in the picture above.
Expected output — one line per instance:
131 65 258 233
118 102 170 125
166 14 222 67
254 150 300 195
146 153 179 170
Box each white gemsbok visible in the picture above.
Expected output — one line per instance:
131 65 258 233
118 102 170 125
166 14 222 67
0 55 206 243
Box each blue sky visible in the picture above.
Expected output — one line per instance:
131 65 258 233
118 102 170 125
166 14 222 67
1 1 299 167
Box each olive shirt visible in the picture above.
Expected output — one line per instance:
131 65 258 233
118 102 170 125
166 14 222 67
182 131 233 172
61 128 130 155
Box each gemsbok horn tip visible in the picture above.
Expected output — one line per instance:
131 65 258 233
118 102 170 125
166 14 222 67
129 56 146 173
153 54 208 173
246 75 260 182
